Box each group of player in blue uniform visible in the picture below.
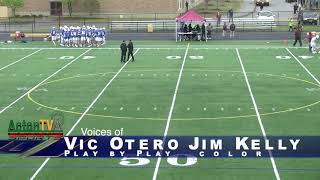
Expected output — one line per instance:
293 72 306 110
50 25 106 47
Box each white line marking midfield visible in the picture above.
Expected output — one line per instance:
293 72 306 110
29 49 140 180
152 44 190 180
236 48 281 180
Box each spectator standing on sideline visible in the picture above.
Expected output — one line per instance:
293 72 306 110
185 0 189 12
260 4 264 11
288 18 294 31
120 40 127 63
180 23 184 32
228 9 233 22
188 23 193 32
293 25 302 47
294 3 298 15
216 12 222 27
195 24 201 40
188 23 193 40
207 23 213 39
222 22 227 37
298 9 303 24
127 40 135 62
201 23 206 41
183 24 188 40
298 3 302 11
230 23 236 38
184 24 188 32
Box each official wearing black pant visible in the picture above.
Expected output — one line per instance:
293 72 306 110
127 40 134 62
120 40 127 63
201 23 206 41
293 28 302 47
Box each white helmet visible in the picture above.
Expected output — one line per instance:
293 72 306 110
317 35 319 39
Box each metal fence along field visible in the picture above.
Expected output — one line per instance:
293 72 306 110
0 11 318 33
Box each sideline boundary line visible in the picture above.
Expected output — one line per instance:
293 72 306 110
236 48 281 180
0 49 42 71
29 49 140 180
152 43 190 180
0 49 92 114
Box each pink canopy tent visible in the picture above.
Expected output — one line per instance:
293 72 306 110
176 10 205 22
175 10 207 42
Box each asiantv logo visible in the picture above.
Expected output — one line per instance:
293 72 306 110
8 112 64 140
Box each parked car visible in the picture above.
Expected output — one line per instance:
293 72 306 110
303 11 319 25
256 0 270 6
257 11 275 21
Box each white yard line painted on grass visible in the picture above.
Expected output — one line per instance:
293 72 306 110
286 48 320 85
29 48 140 180
0 49 42 71
152 43 189 180
0 49 92 115
236 48 281 180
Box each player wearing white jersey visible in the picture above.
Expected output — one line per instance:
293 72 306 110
50 27 57 46
51 25 106 47
62 26 70 47
86 26 93 47
80 26 86 47
311 35 319 54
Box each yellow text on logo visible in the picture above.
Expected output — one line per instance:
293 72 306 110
40 119 54 131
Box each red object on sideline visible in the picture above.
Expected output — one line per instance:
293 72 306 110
176 10 205 22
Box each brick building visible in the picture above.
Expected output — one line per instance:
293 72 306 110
14 0 201 16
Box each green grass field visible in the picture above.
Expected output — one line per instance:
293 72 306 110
0 40 320 180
